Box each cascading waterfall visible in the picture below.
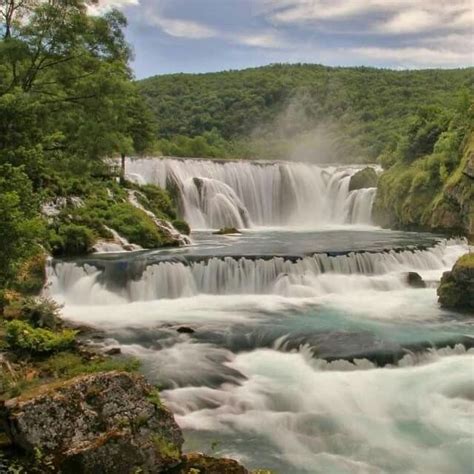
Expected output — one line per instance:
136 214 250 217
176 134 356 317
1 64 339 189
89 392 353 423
126 158 377 229
45 239 467 305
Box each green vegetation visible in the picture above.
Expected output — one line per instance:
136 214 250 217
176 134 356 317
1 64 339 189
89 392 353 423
0 0 188 294
373 97 473 236
0 294 141 402
5 320 77 355
0 1 181 419
139 64 473 161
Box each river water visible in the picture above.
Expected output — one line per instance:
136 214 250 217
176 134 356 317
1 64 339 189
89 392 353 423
46 158 473 473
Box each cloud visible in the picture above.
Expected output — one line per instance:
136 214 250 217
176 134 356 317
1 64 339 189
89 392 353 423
90 0 139 14
92 0 473 76
376 9 440 34
149 16 218 39
235 32 284 48
257 0 473 33
350 45 472 67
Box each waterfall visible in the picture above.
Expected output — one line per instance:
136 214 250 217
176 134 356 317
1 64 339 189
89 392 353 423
45 239 468 305
126 158 377 229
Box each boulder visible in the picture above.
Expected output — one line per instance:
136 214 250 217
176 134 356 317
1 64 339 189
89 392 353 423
348 167 378 192
406 272 426 288
1 371 183 473
213 227 241 235
437 253 474 311
169 452 249 474
104 347 121 355
176 326 195 334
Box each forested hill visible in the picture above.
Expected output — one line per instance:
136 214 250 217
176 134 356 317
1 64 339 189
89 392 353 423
138 64 473 161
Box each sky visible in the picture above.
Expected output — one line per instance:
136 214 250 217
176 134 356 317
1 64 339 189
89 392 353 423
95 0 474 79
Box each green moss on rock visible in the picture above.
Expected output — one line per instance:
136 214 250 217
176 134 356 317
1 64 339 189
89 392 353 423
169 452 249 474
213 227 241 235
348 167 378 191
437 253 474 311
1 371 184 473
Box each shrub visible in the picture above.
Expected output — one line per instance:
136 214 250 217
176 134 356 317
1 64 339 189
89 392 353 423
13 252 47 295
4 297 63 330
6 320 77 354
51 224 94 256
172 219 191 235
139 184 176 220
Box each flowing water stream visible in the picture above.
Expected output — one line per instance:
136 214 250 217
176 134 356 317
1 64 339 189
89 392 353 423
47 158 473 473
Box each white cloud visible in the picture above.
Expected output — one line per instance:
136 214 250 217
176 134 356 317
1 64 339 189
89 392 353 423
90 0 139 14
235 32 284 48
150 16 218 39
376 9 440 34
350 45 473 67
256 0 473 32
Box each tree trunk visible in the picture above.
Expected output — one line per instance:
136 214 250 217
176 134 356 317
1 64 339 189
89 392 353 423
120 153 126 185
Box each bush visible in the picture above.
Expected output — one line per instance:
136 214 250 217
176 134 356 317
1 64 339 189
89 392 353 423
6 320 77 355
4 296 63 330
108 203 170 248
13 252 47 295
139 184 176 220
172 219 191 235
50 224 95 256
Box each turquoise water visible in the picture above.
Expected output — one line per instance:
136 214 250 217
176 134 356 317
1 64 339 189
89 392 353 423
50 230 474 473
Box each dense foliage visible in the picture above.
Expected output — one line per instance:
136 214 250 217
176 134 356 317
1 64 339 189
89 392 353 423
139 64 473 161
373 95 473 236
0 0 179 293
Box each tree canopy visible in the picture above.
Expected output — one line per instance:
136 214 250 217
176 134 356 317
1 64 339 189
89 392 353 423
139 64 473 161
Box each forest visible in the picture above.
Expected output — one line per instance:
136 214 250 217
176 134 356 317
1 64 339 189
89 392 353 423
139 64 473 162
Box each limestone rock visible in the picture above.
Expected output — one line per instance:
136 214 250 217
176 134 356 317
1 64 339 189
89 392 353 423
213 227 241 235
437 253 474 311
348 167 378 192
1 371 183 473
170 452 249 474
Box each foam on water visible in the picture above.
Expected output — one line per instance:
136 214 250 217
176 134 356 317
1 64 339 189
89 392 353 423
164 348 474 473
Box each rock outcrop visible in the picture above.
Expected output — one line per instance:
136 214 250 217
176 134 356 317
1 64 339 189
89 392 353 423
169 452 249 474
1 371 183 473
348 167 378 192
437 253 474 311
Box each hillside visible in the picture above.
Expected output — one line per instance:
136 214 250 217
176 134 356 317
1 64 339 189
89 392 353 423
138 64 473 162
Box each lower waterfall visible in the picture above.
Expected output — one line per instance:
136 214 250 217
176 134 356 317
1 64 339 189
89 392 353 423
126 158 378 229
46 239 467 305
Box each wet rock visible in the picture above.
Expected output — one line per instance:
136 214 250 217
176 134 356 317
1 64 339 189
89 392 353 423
176 326 195 334
104 347 121 355
1 371 183 473
348 167 378 192
437 253 474 311
213 227 241 235
170 452 249 474
406 272 426 288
